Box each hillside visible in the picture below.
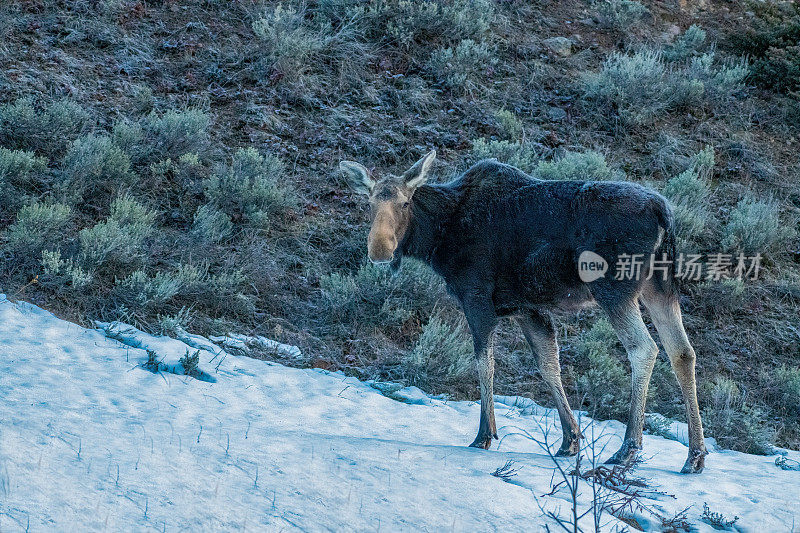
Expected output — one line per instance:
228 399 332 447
0 0 798 457
1 295 799 531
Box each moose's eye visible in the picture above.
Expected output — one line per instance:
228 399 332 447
402 201 410 209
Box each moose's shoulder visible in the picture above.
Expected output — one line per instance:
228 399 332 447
458 159 537 190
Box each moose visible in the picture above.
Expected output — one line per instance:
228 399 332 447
340 151 707 473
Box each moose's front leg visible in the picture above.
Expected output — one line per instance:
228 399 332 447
463 296 499 450
470 337 497 449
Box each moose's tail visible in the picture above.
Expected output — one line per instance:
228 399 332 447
651 195 679 298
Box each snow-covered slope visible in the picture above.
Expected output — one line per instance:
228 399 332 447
0 296 798 532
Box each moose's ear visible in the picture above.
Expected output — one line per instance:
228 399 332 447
402 150 436 190
339 161 375 196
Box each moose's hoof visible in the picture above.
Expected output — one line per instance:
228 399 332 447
555 439 580 457
605 443 640 466
680 448 707 474
469 432 497 450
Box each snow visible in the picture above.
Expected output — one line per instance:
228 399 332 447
208 333 301 359
1 295 798 532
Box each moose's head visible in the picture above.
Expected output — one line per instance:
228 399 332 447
340 150 436 265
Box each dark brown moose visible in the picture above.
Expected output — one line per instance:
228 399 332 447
340 151 707 473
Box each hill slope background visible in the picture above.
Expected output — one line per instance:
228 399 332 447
0 0 799 455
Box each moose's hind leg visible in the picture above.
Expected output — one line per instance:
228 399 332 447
517 313 582 456
600 299 659 466
641 283 707 473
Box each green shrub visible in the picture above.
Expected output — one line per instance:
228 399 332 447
664 145 714 194
534 150 624 181
662 146 714 245
494 109 523 140
353 0 495 49
721 196 795 256
649 132 694 177
380 74 437 115
583 50 667 127
79 195 156 271
252 3 330 83
207 269 248 298
686 53 749 105
61 134 135 203
583 50 746 127
108 194 156 227
700 503 739 531
0 98 91 156
644 413 673 439
664 25 707 62
112 119 149 166
114 269 184 309
251 2 375 94
428 39 496 96
664 170 709 244
5 202 73 258
470 139 539 172
147 153 206 201
157 307 192 336
575 317 621 358
672 203 711 247
113 263 246 313
754 44 800 94
180 349 201 377
131 85 155 114
406 313 473 386
0 147 47 207
319 258 447 334
664 169 708 205
41 250 93 289
0 147 47 183
143 349 162 372
771 366 800 417
575 318 630 420
320 264 410 329
115 264 204 310
176 152 202 171
148 159 175 183
192 204 234 244
143 109 210 159
596 0 648 31
727 2 800 94
692 144 715 177
204 147 291 227
702 376 775 454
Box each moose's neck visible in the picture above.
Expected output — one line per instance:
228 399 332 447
400 183 460 264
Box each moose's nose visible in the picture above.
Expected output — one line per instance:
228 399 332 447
367 208 397 264
368 253 394 265
367 243 395 264
367 233 397 264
